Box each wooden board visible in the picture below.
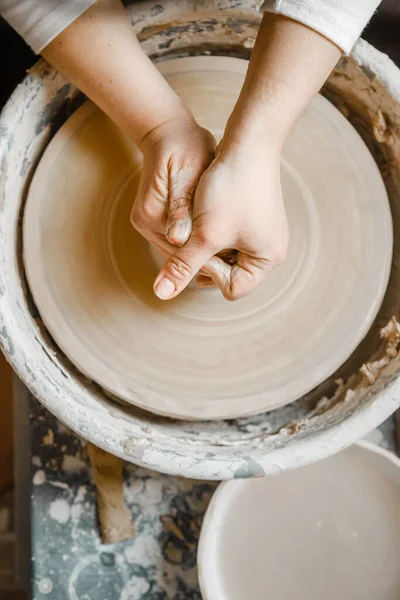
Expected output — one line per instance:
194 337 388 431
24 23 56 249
0 354 13 491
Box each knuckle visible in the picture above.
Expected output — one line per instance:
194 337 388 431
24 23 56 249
130 208 143 231
167 198 191 224
193 229 216 249
224 275 244 302
166 256 193 281
225 291 238 302
271 243 288 266
141 200 158 221
169 193 193 212
272 224 289 266
169 175 195 206
225 286 243 302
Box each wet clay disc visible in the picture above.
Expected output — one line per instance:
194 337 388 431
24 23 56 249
23 57 392 420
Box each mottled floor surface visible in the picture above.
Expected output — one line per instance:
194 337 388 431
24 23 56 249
0 489 15 588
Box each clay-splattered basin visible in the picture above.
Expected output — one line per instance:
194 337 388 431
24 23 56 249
1 5 400 479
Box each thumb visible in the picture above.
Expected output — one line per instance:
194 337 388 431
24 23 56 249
165 168 196 246
154 237 214 300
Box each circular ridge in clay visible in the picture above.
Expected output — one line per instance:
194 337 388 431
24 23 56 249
23 57 392 420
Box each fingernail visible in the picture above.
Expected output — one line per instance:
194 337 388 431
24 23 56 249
154 278 175 300
167 218 192 245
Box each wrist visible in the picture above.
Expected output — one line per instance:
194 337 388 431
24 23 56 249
217 106 285 168
139 109 198 152
223 94 293 154
126 96 193 149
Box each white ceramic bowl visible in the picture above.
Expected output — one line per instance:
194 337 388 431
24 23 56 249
198 441 400 600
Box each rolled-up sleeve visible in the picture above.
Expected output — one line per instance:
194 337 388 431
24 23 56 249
261 0 381 53
0 0 97 53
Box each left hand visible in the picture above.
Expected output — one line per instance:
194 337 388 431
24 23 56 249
131 116 216 254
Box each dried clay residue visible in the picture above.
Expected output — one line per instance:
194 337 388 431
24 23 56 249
282 316 400 434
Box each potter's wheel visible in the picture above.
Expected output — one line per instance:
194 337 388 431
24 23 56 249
23 57 392 421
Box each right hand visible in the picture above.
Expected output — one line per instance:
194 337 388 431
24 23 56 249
153 138 289 301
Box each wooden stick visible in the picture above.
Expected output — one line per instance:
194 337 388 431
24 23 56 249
87 444 134 544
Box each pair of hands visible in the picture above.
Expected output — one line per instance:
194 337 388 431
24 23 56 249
131 115 289 301
42 2 341 304
42 0 341 303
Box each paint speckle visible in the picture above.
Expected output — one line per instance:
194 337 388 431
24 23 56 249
71 503 83 523
62 454 86 473
33 470 46 485
57 423 71 435
140 479 163 505
38 578 53 594
121 576 150 599
42 429 54 446
124 535 161 567
243 37 255 48
49 498 71 524
50 480 69 490
75 485 87 503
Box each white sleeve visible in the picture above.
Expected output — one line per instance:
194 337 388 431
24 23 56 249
261 0 381 53
0 0 97 53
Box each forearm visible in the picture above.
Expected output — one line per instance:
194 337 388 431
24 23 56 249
41 0 191 146
261 0 381 55
223 13 341 152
